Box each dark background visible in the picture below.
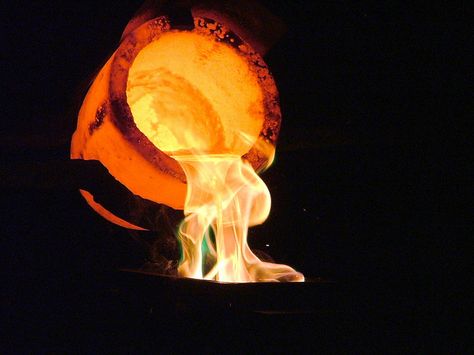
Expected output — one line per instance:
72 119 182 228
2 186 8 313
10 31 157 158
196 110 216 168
1 0 468 352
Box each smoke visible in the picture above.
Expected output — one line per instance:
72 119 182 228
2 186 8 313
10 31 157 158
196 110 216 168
126 198 182 276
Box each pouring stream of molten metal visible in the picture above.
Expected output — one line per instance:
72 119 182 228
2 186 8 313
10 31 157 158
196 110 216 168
127 31 303 282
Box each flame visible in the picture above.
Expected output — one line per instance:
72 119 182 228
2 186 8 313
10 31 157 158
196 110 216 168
174 154 303 282
127 29 303 282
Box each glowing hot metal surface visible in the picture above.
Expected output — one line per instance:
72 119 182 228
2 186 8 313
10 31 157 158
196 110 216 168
127 30 303 282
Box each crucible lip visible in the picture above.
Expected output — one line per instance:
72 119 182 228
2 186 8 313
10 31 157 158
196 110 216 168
108 15 281 184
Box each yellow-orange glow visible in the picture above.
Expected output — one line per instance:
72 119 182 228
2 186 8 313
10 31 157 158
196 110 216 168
71 15 303 282
127 31 264 157
127 30 303 282
175 155 303 282
71 54 187 210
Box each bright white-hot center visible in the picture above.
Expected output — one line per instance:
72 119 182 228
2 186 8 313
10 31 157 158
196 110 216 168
126 30 304 282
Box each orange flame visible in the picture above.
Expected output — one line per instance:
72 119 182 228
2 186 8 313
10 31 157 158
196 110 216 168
174 155 303 282
127 29 303 282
